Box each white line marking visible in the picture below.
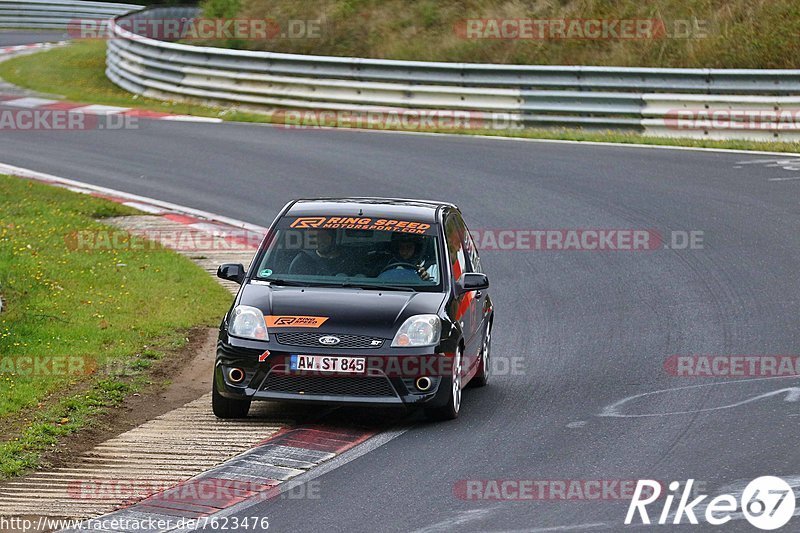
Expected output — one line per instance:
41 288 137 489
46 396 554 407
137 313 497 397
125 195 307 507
600 376 800 418
488 523 609 533
120 201 165 214
162 115 223 123
0 162 267 234
72 104 131 115
241 120 800 157
188 222 228 233
410 508 497 533
2 97 58 108
737 158 800 177
737 158 800 165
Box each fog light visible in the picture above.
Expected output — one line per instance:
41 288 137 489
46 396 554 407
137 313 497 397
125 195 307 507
415 376 432 391
228 367 245 384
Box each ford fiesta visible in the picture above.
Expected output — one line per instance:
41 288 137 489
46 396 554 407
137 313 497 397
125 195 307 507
213 198 494 421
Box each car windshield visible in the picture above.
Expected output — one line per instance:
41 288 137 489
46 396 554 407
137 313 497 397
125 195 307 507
254 215 443 292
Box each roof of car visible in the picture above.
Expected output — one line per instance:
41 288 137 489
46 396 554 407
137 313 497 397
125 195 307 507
285 197 458 223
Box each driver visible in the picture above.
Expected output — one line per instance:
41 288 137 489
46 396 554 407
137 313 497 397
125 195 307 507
382 232 431 281
288 229 353 275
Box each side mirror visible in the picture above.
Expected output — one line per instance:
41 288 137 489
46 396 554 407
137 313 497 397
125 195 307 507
217 263 245 284
455 273 489 295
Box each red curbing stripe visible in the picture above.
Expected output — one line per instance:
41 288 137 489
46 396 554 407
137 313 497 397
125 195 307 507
35 182 261 252
131 507 210 519
129 477 281 518
146 426 381 514
122 109 172 119
39 101 91 111
254 426 378 454
217 229 264 250
164 213 201 225
252 424 298 446
89 192 128 203
132 501 220 518
0 43 49 55
304 423 379 439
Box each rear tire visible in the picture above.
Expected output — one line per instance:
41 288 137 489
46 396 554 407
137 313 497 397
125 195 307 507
471 323 491 388
425 347 462 421
212 379 251 419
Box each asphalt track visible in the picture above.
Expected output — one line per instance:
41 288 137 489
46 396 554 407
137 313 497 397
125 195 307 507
2 34 800 532
0 30 67 47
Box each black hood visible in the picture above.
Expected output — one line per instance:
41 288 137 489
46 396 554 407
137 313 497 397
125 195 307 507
237 283 447 338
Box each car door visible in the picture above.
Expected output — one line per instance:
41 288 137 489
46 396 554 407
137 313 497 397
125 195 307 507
445 212 482 375
460 217 491 374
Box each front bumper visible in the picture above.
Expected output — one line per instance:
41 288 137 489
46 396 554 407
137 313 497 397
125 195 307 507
214 336 454 408
214 332 452 407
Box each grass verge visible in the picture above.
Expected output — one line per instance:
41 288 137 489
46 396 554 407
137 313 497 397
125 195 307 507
1 40 799 154
202 0 800 69
0 174 232 478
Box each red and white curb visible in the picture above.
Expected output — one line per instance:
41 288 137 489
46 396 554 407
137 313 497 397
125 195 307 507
52 425 384 532
0 162 262 247
0 40 220 123
119 427 375 520
0 397 287 520
0 94 223 123
0 41 67 56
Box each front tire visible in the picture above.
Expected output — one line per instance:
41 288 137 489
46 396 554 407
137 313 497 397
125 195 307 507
212 379 251 419
425 347 462 421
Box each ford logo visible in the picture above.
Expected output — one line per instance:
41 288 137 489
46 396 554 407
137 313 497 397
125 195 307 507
318 335 341 346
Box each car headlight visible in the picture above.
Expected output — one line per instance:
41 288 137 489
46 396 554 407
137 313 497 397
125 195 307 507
228 305 268 340
392 315 441 347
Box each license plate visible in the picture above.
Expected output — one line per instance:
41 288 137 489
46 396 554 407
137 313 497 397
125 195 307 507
290 354 366 374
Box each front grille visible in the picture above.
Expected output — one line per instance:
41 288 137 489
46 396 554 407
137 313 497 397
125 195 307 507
262 373 397 397
275 332 384 349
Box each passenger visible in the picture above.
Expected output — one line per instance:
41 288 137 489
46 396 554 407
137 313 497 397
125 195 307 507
288 229 353 275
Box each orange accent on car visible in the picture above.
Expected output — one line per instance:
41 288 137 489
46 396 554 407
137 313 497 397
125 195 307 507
265 315 329 328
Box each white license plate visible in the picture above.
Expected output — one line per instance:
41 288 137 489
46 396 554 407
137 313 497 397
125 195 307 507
290 354 365 374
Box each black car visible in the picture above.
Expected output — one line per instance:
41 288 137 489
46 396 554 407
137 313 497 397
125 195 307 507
214 198 494 420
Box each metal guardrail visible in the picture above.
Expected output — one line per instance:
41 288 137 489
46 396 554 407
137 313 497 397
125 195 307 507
0 0 141 30
102 7 800 140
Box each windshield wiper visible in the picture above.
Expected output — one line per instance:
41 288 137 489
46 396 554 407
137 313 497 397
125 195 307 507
324 281 417 292
259 278 417 292
262 278 312 287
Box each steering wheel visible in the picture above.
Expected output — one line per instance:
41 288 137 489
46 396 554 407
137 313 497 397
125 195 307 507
380 261 420 274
